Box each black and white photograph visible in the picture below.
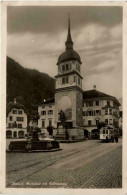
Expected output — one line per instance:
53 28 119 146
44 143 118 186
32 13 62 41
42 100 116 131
1 2 125 191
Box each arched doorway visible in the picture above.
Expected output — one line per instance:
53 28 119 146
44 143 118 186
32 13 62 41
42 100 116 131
91 129 99 139
84 129 89 138
18 130 24 138
6 130 12 138
13 131 17 138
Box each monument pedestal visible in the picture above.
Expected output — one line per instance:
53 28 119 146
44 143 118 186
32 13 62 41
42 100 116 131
55 126 84 141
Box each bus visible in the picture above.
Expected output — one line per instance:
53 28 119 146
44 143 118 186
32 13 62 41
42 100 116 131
100 125 119 142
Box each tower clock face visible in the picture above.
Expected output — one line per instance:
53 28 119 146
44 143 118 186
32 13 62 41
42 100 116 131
58 96 72 120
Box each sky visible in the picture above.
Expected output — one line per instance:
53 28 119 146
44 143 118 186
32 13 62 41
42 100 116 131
7 6 122 100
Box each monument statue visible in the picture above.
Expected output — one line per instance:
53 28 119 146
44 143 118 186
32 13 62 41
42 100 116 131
59 110 66 122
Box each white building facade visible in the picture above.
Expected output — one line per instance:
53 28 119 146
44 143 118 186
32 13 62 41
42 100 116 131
83 89 120 138
6 99 27 138
38 99 55 129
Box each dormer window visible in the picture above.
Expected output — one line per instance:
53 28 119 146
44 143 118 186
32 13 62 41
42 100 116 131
13 110 17 114
107 101 110 106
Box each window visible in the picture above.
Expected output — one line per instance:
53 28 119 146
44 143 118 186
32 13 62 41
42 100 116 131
41 111 46 115
76 64 78 70
74 75 76 83
6 130 12 138
88 111 92 116
62 76 69 84
109 119 113 125
62 77 65 84
18 110 22 114
48 110 53 115
86 101 93 107
109 109 112 115
105 119 108 124
66 77 69 83
8 123 12 128
42 106 45 108
96 101 99 106
89 101 93 107
86 102 89 107
106 130 108 134
18 124 22 128
78 65 80 72
49 105 52 108
82 111 85 116
13 110 17 114
62 65 65 72
16 117 24 121
9 116 13 121
42 120 45 128
105 108 108 115
107 101 110 106
88 120 92 126
66 64 69 71
49 119 52 127
95 110 101 115
96 110 99 115
78 77 80 85
103 130 105 134
96 120 99 125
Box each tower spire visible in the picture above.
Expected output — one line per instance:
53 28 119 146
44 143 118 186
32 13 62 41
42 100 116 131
65 13 73 50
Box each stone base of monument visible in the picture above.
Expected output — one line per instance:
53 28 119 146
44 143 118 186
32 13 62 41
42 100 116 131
55 127 85 141
8 139 61 152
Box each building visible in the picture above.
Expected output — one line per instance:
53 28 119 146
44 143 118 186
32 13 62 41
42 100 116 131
54 15 84 140
38 99 55 129
6 98 27 138
38 17 120 140
119 111 122 136
83 88 120 138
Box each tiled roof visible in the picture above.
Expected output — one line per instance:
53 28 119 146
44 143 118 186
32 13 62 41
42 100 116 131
83 89 120 106
83 89 113 99
57 50 81 65
39 98 55 105
7 101 27 116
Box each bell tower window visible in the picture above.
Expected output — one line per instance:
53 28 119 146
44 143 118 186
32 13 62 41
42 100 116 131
78 77 80 85
62 65 65 72
74 75 76 83
66 64 69 71
62 76 69 84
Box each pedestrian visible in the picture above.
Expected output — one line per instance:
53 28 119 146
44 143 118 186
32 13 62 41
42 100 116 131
106 135 109 143
115 135 119 143
111 135 114 143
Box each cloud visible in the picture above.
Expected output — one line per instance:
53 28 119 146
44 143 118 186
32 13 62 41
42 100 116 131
7 6 122 34
7 8 122 99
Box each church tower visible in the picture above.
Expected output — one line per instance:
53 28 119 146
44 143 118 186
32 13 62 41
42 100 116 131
55 15 84 140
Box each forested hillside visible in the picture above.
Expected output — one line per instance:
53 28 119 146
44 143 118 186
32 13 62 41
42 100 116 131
7 56 55 109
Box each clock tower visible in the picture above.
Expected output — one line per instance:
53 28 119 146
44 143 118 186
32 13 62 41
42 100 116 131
55 15 84 140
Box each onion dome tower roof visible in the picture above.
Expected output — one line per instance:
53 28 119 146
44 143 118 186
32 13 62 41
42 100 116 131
57 14 82 65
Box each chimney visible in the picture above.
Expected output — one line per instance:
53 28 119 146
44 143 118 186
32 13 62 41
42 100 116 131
14 98 17 104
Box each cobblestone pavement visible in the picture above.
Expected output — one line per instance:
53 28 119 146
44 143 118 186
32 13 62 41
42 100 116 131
6 138 122 188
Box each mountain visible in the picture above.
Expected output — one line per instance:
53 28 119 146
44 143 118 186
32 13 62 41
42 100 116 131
7 56 55 109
